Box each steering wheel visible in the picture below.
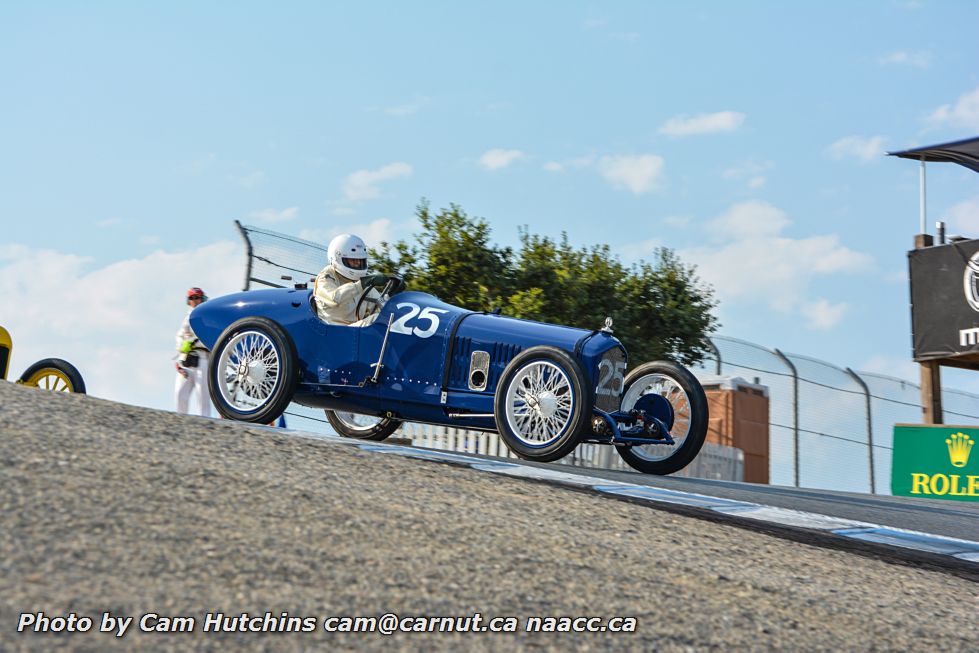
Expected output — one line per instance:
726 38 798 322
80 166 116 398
354 275 404 323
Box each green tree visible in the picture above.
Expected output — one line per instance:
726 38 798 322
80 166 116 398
372 200 718 366
373 200 513 311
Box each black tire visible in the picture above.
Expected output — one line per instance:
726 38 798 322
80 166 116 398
208 317 298 423
325 410 403 441
494 345 592 462
615 360 708 475
18 358 87 394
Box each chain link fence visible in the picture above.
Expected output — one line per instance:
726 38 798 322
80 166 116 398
694 336 979 495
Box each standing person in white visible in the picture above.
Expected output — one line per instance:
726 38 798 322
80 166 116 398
174 287 212 416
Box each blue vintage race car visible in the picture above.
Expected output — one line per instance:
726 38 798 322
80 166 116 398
191 282 708 475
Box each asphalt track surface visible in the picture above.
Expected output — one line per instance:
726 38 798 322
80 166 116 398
491 457 979 543
2 382 977 652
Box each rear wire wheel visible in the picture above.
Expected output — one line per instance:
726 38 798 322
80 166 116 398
615 360 708 475
325 410 402 441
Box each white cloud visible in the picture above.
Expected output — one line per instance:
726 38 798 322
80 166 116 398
227 171 266 187
247 207 299 223
681 201 873 329
384 96 431 117
826 135 886 162
598 154 665 194
97 218 123 228
182 152 217 174
928 85 979 131
0 241 242 410
342 162 413 201
299 218 395 247
801 299 847 330
659 111 745 137
722 160 773 189
569 155 596 168
859 356 919 382
543 155 595 173
877 50 932 69
707 200 789 240
543 153 668 194
618 238 662 263
663 215 691 228
944 196 979 234
479 149 525 171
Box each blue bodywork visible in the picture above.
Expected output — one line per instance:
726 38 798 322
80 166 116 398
191 288 626 432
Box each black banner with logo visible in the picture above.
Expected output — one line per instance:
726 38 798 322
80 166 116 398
909 238 979 361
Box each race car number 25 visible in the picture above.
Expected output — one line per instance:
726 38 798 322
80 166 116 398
391 302 449 338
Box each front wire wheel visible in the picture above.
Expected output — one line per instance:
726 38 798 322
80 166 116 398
615 360 708 475
209 317 297 423
494 346 591 462
325 410 402 441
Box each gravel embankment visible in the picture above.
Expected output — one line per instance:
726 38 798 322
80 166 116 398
1 382 976 652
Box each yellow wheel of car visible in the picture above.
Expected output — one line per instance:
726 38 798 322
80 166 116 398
23 368 74 392
18 358 87 394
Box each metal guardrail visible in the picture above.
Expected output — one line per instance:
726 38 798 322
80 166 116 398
398 422 745 481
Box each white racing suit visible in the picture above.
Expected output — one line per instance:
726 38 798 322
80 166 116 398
313 265 382 326
174 308 212 416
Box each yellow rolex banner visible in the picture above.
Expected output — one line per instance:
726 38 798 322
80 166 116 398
892 425 979 501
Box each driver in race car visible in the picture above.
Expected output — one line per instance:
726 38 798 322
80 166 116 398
313 234 401 325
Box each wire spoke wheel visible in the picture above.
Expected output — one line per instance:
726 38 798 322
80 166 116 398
615 360 708 475
217 330 281 412
209 317 296 424
325 409 402 441
333 411 384 432
505 361 574 446
494 346 589 462
621 373 692 462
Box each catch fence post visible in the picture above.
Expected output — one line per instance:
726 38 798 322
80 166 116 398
846 368 876 495
773 349 800 488
234 220 254 291
706 338 722 375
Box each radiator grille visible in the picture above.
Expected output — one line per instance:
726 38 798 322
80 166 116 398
594 347 626 413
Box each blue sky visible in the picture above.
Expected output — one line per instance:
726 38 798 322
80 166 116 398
2 1 979 408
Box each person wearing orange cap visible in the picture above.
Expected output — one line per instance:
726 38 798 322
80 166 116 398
174 287 212 416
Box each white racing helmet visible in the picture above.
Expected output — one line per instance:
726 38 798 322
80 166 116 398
328 233 370 280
